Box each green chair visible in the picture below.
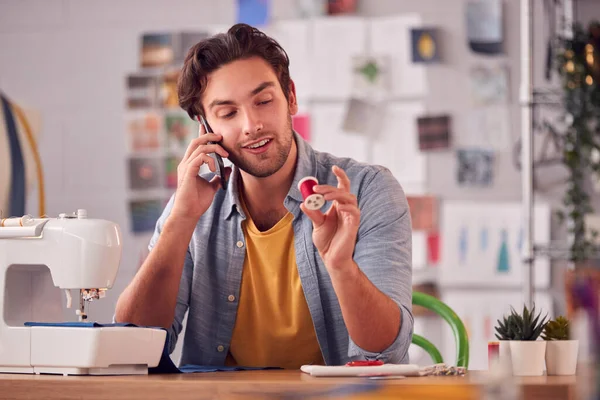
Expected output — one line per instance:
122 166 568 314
411 291 470 368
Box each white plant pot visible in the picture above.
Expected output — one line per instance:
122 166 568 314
545 340 579 376
509 340 547 376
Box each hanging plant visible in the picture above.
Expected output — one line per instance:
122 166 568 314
556 20 600 263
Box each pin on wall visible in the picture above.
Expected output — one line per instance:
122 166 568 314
298 177 325 210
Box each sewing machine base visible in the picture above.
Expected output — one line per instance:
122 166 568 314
0 326 166 376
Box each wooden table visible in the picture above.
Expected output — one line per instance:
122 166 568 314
0 369 585 400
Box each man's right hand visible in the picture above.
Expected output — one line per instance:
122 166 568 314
170 123 232 222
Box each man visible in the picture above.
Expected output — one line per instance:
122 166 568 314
115 23 413 369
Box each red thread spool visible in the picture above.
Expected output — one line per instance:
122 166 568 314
488 341 500 369
298 176 325 210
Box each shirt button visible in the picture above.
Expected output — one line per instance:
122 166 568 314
217 345 225 352
228 294 235 302
236 241 244 248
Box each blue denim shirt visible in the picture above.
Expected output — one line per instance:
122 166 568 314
149 132 414 366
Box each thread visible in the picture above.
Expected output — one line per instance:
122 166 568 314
0 215 33 227
298 177 325 210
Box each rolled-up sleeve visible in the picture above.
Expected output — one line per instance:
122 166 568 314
147 197 194 355
346 168 414 364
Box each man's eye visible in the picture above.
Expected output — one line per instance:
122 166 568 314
258 100 272 106
221 111 236 119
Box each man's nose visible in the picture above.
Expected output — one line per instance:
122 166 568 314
243 109 263 135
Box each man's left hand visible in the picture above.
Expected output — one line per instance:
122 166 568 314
300 166 360 271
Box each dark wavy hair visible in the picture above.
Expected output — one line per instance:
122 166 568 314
177 23 291 120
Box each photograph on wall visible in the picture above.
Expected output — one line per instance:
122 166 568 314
165 156 180 189
407 195 438 231
417 115 451 151
456 149 494 187
140 33 174 68
129 199 163 233
160 69 181 109
411 28 441 63
125 111 162 152
126 74 159 109
164 110 198 152
128 157 163 190
468 65 509 105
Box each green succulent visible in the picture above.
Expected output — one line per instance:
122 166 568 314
542 316 570 341
494 304 548 341
494 313 520 340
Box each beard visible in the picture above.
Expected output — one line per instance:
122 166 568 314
227 115 294 178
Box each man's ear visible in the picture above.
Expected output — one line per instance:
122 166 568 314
288 79 298 116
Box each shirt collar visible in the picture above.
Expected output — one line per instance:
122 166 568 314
223 130 316 220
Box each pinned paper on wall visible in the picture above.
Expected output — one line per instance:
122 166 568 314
465 106 511 151
411 28 441 63
292 113 311 141
342 98 386 137
439 201 551 288
469 65 509 105
351 55 390 100
407 195 438 231
237 0 270 26
456 149 494 187
417 115 451 151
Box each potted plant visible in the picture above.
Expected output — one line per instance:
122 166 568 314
493 312 520 371
542 316 579 375
496 305 548 376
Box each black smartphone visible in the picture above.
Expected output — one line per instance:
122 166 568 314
198 115 228 191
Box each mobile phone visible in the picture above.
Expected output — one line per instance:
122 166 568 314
198 115 228 191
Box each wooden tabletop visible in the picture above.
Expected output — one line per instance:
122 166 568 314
0 369 584 400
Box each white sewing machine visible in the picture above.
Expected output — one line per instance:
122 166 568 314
0 210 166 376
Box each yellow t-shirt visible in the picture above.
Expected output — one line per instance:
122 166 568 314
226 206 324 369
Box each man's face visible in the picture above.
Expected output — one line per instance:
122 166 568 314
201 57 298 178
